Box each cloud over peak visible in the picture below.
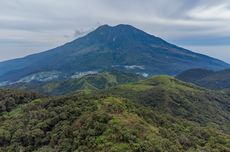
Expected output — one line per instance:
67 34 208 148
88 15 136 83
0 0 230 62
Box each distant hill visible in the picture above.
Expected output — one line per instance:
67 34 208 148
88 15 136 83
177 68 230 90
0 76 230 151
4 70 143 95
0 24 229 84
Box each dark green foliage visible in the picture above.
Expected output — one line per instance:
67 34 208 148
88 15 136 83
0 76 230 151
177 68 230 90
0 89 40 114
176 68 215 83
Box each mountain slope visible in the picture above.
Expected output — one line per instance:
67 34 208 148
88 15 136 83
177 68 230 90
0 24 229 83
106 76 230 132
0 77 230 151
4 70 143 95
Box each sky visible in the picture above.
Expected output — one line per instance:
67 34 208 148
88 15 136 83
0 0 230 63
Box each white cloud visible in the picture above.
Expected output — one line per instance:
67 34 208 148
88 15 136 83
0 0 230 62
183 45 230 63
187 3 230 20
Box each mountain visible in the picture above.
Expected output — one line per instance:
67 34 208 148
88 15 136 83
0 77 230 151
0 24 229 84
4 70 143 95
176 68 230 90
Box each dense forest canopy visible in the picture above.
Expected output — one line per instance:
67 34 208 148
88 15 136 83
0 77 230 151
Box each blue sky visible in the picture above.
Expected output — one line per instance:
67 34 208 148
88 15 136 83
0 0 230 63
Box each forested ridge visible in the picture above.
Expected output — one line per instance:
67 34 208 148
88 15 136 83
0 77 230 152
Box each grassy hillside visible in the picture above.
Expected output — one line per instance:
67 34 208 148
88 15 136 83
106 76 230 132
5 70 143 95
0 77 230 151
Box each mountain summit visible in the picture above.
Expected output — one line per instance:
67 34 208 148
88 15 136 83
75 24 177 49
0 24 229 83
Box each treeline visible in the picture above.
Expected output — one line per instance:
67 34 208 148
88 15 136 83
0 89 40 114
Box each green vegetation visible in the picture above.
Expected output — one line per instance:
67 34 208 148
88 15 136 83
107 76 230 132
176 68 230 90
6 70 143 95
0 76 230 151
0 89 40 114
